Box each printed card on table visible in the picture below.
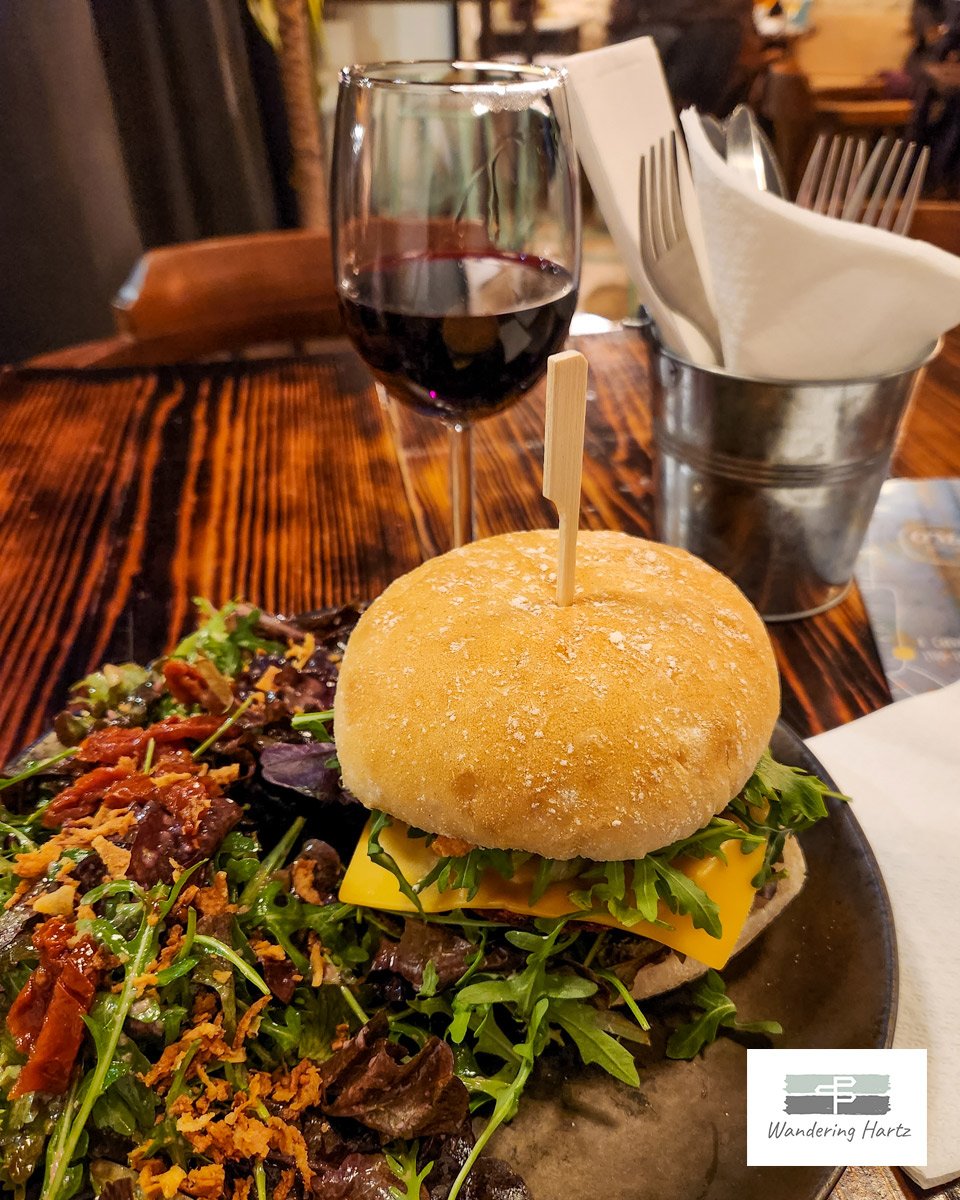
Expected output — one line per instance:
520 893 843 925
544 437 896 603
855 478 960 700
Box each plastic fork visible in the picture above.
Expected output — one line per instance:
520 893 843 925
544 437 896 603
796 133 929 234
638 132 722 362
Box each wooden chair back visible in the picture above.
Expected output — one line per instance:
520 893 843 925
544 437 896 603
29 230 342 368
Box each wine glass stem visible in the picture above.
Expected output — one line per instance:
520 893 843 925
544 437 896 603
449 421 474 549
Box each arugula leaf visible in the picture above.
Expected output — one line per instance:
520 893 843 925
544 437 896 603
155 957 198 988
594 1008 651 1045
445 918 645 1109
473 1009 520 1066
192 934 270 996
629 857 660 923
447 997 549 1200
666 971 783 1060
90 1033 157 1140
418 960 440 998
413 844 528 902
732 750 847 887
548 1000 640 1086
367 812 425 913
239 818 305 909
751 753 841 823
291 710 334 738
386 1141 433 1200
594 968 650 1033
0 748 78 794
660 817 764 862
572 859 651 926
171 599 284 676
650 860 721 938
190 694 255 758
39 1073 85 1200
529 856 554 905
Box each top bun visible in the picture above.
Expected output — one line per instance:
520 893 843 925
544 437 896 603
334 530 779 861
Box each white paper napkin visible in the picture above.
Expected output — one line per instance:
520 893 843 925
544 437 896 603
807 681 960 1188
563 40 719 365
680 108 960 380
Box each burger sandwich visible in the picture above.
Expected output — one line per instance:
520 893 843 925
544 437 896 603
334 529 831 999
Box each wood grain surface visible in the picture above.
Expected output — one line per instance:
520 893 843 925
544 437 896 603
2 326 959 1200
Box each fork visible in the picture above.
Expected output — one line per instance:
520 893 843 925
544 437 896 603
639 132 723 362
796 133 929 234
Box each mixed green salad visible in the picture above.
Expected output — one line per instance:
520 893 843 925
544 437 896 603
0 603 837 1200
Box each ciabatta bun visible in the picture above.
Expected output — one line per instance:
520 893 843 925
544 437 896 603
334 530 779 861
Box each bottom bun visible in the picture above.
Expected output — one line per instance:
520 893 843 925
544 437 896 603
630 838 808 1001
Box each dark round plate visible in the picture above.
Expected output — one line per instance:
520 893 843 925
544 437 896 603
493 720 897 1200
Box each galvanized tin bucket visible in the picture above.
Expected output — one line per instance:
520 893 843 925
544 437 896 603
643 320 941 621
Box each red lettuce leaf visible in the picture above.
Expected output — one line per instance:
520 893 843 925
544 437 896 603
371 920 474 991
319 1015 469 1138
259 742 340 802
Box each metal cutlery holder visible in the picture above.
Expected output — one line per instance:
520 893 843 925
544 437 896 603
643 320 940 620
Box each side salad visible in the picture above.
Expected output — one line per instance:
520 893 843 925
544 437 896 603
0 603 832 1200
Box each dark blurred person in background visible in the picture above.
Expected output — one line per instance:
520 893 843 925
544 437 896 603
912 0 947 46
605 0 754 115
908 0 960 194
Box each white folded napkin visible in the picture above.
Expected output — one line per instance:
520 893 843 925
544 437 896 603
563 40 720 365
680 108 960 379
807 681 960 1188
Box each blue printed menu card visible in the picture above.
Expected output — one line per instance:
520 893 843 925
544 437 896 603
856 478 960 700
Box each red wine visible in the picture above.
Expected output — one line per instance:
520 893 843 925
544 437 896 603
339 253 577 420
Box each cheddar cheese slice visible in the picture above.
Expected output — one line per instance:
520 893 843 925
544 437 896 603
339 818 765 970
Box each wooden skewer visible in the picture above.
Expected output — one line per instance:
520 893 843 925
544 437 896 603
542 349 589 607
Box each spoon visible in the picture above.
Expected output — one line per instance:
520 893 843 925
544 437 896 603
699 113 728 159
725 105 788 198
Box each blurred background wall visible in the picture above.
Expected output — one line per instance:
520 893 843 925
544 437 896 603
0 0 288 363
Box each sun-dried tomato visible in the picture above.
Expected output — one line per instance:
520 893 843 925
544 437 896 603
42 764 133 827
7 921 102 1096
163 658 234 713
6 968 55 1054
74 715 224 772
76 726 147 765
157 777 213 831
32 916 76 965
162 659 212 707
152 747 194 770
146 715 222 744
9 959 96 1096
100 775 159 809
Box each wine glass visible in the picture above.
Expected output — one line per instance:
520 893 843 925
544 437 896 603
331 61 581 548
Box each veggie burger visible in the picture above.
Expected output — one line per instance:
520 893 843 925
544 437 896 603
334 529 809 994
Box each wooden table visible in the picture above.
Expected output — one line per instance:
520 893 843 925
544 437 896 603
1 328 958 1200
